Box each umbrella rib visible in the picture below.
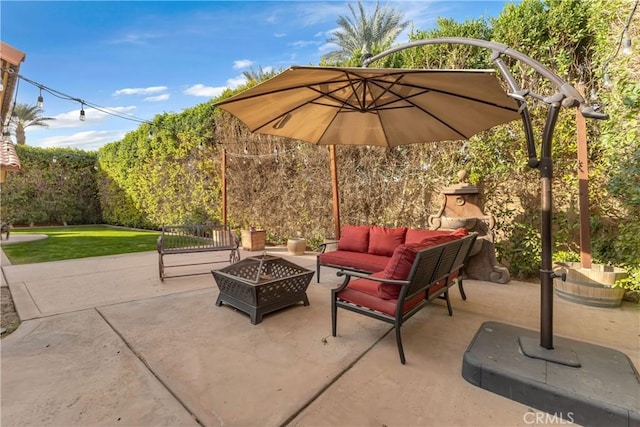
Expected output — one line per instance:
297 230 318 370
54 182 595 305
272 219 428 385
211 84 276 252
363 74 406 110
365 79 519 139
368 78 519 113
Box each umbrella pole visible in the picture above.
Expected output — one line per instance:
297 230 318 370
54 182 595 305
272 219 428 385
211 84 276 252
329 145 341 239
539 103 561 350
576 84 592 269
222 148 227 225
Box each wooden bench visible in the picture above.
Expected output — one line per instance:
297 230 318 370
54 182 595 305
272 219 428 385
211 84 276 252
331 233 477 364
157 224 240 280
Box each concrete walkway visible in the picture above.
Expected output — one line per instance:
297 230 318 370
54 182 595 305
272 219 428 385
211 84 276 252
1 247 638 426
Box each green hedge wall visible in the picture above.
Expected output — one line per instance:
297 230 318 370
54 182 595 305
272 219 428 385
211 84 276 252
1 146 101 225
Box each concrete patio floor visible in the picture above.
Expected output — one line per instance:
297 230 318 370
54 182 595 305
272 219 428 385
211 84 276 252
1 246 638 426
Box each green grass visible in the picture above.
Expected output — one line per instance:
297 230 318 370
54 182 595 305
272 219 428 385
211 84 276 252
2 225 160 264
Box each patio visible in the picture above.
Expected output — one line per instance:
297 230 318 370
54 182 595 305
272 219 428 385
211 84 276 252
1 247 638 426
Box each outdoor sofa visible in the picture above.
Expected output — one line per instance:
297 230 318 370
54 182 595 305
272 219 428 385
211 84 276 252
330 229 477 364
317 225 472 298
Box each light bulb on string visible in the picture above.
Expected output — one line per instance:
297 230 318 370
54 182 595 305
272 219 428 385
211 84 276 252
79 102 86 121
603 73 613 89
622 33 632 55
37 88 44 108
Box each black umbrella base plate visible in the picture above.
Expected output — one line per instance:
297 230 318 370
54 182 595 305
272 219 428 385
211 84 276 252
462 321 640 427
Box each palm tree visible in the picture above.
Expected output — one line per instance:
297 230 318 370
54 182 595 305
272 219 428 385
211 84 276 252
10 103 55 145
321 0 410 64
242 66 279 83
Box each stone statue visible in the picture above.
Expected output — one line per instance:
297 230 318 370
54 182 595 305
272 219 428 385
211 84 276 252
428 170 510 284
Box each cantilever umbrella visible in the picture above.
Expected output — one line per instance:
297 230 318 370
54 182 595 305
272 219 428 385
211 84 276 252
215 66 520 147
215 65 520 236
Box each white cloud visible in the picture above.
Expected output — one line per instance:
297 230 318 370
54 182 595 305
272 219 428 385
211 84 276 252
184 74 249 98
292 3 347 26
144 94 170 102
318 42 337 53
226 75 247 89
274 32 286 38
184 84 227 98
289 40 321 49
114 86 168 96
106 32 164 46
233 59 254 70
38 130 127 150
46 106 138 129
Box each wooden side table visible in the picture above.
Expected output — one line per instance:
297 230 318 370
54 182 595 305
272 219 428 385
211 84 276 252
241 229 266 251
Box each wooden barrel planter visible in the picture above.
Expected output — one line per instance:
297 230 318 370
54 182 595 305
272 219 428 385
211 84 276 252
287 238 306 256
553 262 627 308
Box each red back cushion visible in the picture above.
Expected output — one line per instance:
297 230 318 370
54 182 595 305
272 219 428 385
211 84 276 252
337 225 370 253
368 226 407 257
376 228 469 300
404 228 448 244
419 227 468 247
377 243 427 299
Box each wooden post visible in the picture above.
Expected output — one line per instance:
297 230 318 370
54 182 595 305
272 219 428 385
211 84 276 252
221 148 227 226
329 145 341 239
576 84 591 269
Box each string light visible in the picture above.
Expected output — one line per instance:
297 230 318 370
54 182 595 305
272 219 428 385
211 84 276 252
0 66 154 125
600 0 638 88
37 88 44 108
79 102 86 121
622 32 632 55
225 143 302 160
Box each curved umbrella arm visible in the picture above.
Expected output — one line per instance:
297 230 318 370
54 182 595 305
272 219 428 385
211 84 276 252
363 37 608 121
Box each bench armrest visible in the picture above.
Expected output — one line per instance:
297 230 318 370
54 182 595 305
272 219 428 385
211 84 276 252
319 240 339 254
335 270 409 293
338 270 409 286
157 235 164 252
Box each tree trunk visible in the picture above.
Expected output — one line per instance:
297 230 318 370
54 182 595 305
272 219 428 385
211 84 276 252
16 122 26 145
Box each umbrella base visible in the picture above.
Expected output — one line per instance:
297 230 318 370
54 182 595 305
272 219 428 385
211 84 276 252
462 321 640 426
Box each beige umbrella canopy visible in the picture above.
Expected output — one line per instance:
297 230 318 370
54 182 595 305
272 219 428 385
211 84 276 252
215 66 520 147
215 65 521 238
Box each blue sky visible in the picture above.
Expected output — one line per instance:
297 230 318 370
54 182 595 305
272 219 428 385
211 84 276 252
3 1 512 151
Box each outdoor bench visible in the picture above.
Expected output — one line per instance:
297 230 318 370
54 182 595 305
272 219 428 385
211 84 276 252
331 232 478 364
157 224 240 280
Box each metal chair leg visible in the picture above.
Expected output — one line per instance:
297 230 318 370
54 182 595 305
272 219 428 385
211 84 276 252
457 277 467 300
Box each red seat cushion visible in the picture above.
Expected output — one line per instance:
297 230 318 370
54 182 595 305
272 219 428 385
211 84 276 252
428 279 447 298
337 225 370 253
368 226 407 257
346 271 387 297
338 282 427 316
319 251 390 273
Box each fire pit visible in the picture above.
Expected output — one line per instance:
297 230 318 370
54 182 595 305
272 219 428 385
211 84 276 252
211 255 313 324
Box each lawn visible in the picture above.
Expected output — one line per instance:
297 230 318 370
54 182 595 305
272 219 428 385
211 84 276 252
2 225 160 264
